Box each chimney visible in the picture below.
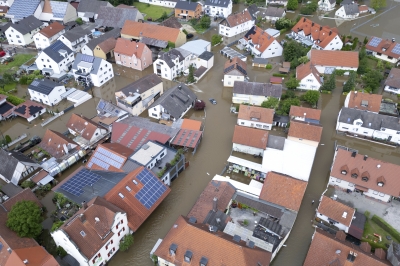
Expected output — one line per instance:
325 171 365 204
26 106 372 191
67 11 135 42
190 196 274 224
363 155 368 161
178 85 182 89
213 197 218 212
351 151 356 157
81 201 87 209
303 18 306 22
329 30 332 36
320 26 322 31
312 22 314 26
304 112 306 117
392 38 396 43
79 213 86 223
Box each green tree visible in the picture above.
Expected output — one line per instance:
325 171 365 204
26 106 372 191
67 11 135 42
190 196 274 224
357 57 369 74
376 60 384 71
281 98 300 114
21 180 35 189
187 65 195 83
119 234 134 251
285 76 300 90
320 71 336 91
75 17 83 25
363 36 369 45
298 56 309 64
0 79 4 89
3 73 14 84
211 34 223 46
302 90 320 106
232 0 239 3
261 97 279 109
281 90 296 100
275 18 294 30
287 0 298 10
51 221 64 232
199 16 211 29
343 71 356 93
189 18 198 26
352 37 359 50
371 0 386 10
283 41 309 67
359 46 366 60
160 11 168 21
362 69 383 92
5 135 11 143
7 200 43 238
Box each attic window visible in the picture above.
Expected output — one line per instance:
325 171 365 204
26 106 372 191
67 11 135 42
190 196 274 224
169 243 177 255
200 256 209 266
342 212 347 218
340 165 348 175
350 168 359 178
132 180 138 185
362 176 369 182
80 230 86 237
118 193 124 198
377 176 385 187
125 186 132 192
184 250 193 263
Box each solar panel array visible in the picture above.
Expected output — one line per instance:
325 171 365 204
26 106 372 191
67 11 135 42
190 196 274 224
50 40 67 52
135 169 167 209
98 100 106 110
88 147 125 170
31 80 39 86
369 37 382 48
50 1 68 19
81 54 95 63
392 43 400 55
60 169 101 196
8 0 40 19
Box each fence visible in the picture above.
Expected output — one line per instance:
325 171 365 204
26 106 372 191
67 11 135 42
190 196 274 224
7 134 27 147
41 112 63 127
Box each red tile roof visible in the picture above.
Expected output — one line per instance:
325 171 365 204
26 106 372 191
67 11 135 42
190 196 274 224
181 119 202 131
38 129 79 159
171 129 202 149
2 188 42 212
104 167 171 231
289 106 321 121
31 170 49 184
296 62 321 83
366 36 400 59
97 37 117 54
39 21 64 38
270 77 283 84
346 91 382 112
224 56 247 75
232 125 269 149
244 26 278 53
310 49 359 68
259 172 307 212
317 196 355 227
121 20 182 43
66 113 106 141
154 216 272 265
5 246 59 266
238 105 274 124
288 120 323 143
224 10 253 27
115 38 148 57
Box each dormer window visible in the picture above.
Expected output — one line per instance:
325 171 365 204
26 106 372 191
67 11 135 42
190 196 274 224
184 250 193 263
169 243 177 256
361 171 370 182
351 168 359 179
377 176 385 187
200 256 209 266
340 165 349 175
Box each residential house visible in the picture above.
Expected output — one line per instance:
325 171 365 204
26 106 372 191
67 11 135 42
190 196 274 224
85 143 134 172
288 120 323 147
262 7 286 21
237 105 274 130
303 229 390 266
174 1 202 20
77 0 112 22
66 113 108 148
28 79 66 106
336 107 400 145
329 148 400 202
160 16 183 30
114 38 152 71
36 40 74 76
178 39 212 64
148 83 197 121
232 81 282 106
81 28 120 57
2 187 42 211
39 0 77 23
289 106 321 123
384 68 400 94
266 0 288 6
259 171 307 212
240 26 283 59
51 197 129 266
13 100 46 122
72 53 114 87
344 91 382 112
129 141 166 169
223 56 247 87
115 74 163 116
219 10 254 38
95 5 144 28
359 5 369 13
203 0 232 18
121 20 186 47
153 49 189 80
5 0 42 22
335 3 360 19
252 58 269 68
153 216 271 266
5 15 43 45
309 49 359 74
104 167 171 231
92 99 129 130
291 18 343 50
34 21 65 50
193 51 214 81
38 129 79 159
57 25 93 52
0 5 8 16
0 149 40 185
232 125 268 155
137 0 178 8
316 196 355 232
0 94 15 121
366 36 400 65
318 0 336 11
93 37 118 60
247 4 259 19
296 62 322 91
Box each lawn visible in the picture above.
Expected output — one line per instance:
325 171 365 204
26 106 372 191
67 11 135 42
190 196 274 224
4 83 17 92
132 3 172 20
0 54 35 73
362 218 397 250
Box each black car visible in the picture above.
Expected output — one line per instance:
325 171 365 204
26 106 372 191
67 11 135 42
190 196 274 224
209 98 217 104
186 33 194 39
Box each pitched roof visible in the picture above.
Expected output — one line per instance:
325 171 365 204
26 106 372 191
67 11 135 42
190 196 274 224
38 129 78 159
343 3 359 15
260 172 307 211
28 79 62 95
86 143 132 172
41 40 73 63
181 119 202 131
310 49 359 68
247 4 259 19
289 106 321 121
160 16 182 29
304 229 391 266
238 105 274 124
97 37 117 53
233 81 282 98
96 5 141 28
115 38 149 57
149 83 197 119
346 91 382 112
5 246 59 266
263 6 285 17
0 100 15 118
187 180 236 222
224 56 247 76
223 10 253 28
104 167 171 231
292 17 340 49
9 15 43 35
38 21 65 38
359 5 369 12
84 28 120 51
385 68 400 88
296 62 322 83
232 125 269 149
244 26 278 53
59 196 124 260
7 0 41 21
366 36 400 59
154 216 272 265
288 120 323 143
175 1 200 11
2 188 42 212
157 48 185 68
0 150 36 183
317 196 355 227
204 0 231 7
117 73 162 96
13 100 45 119
77 0 110 13
66 113 106 141
61 25 92 42
348 211 366 239
121 20 182 43
72 53 104 75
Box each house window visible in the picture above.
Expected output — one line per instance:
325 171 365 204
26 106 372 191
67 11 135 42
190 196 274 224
348 183 354 187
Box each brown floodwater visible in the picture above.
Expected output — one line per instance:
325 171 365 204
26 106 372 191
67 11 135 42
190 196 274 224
1 2 400 264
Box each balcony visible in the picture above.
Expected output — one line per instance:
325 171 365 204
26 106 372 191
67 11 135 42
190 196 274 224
74 69 90 76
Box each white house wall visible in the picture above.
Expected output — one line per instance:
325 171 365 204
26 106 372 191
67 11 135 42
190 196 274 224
224 74 244 87
298 73 321 91
138 0 177 8
237 118 272 130
233 94 275 106
28 85 66 106
219 20 255 37
148 104 163 119
90 60 114 87
5 27 41 45
287 136 318 147
204 2 232 18
384 85 400 94
232 143 264 156
34 30 65 50
369 51 399 64
316 212 349 232
81 45 94 56
63 3 78 23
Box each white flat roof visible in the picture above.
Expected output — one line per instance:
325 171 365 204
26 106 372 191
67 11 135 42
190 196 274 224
213 174 262 197
130 141 165 165
262 139 316 181
227 156 264 172
67 90 91 103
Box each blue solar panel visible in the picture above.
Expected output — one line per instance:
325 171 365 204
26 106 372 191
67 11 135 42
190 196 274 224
98 100 106 110
81 54 95 63
369 37 382 48
8 0 41 20
50 40 67 52
50 1 68 19
60 168 101 196
135 168 167 209
392 43 400 55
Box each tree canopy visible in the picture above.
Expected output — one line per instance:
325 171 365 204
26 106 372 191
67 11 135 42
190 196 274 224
302 90 320 106
7 200 43 238
275 18 294 30
280 98 300 115
261 97 279 109
320 71 336 91
283 41 309 68
211 35 223 46
371 0 386 10
285 76 300 90
343 71 356 93
362 69 383 92
287 0 298 10
119 234 134 251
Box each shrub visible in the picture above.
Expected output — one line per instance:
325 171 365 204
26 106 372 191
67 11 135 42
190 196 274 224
272 73 287 77
211 34 223 46
51 221 64 232
371 215 400 243
19 75 28 85
56 246 67 258
364 211 370 219
75 18 83 25
265 64 273 69
119 234 134 251
6 94 24 105
335 70 346 76
21 180 35 189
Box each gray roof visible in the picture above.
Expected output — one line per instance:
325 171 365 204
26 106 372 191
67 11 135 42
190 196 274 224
385 68 400 88
72 53 104 74
198 51 214 61
266 135 285 150
263 7 285 17
0 149 36 183
84 28 120 50
0 22 12 34
339 107 400 131
160 16 182 29
140 37 168 49
273 114 289 123
61 25 92 43
205 0 231 8
77 0 110 13
253 58 268 64
150 83 197 119
7 0 41 21
9 15 43 35
117 116 180 139
175 1 199 11
247 4 259 20
42 40 73 63
233 81 282 98
1 183 23 197
157 49 185 68
95 6 141 28
343 3 359 15
28 79 62 95
340 0 353 5
118 73 163 95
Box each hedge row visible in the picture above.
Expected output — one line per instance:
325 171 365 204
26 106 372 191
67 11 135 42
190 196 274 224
272 73 287 77
371 215 400 243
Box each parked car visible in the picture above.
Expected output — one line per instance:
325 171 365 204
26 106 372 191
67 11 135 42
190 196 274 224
186 33 194 39
209 98 217 104
0 50 6 57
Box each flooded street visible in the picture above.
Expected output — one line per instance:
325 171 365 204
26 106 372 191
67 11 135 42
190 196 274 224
1 2 400 264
